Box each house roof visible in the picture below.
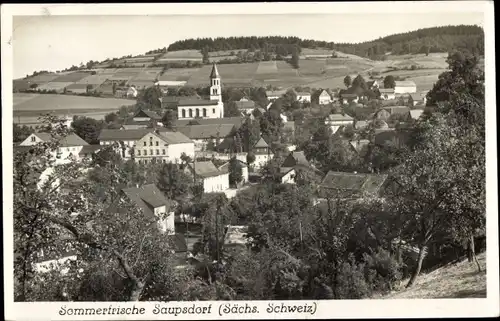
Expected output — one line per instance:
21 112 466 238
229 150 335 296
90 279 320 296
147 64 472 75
134 109 162 120
287 151 309 167
296 91 311 96
210 63 220 78
349 139 370 155
178 98 219 106
395 81 416 87
188 161 223 178
98 129 151 141
218 159 248 171
326 114 354 121
383 106 411 115
379 88 395 94
409 93 425 101
367 80 377 87
154 130 193 144
235 100 256 109
167 234 188 253
253 136 269 148
79 144 103 155
319 90 331 97
122 184 175 216
341 93 359 99
175 117 243 127
32 132 89 147
175 124 235 140
320 171 388 196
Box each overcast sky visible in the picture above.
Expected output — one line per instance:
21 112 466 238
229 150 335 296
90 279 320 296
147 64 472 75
12 12 484 79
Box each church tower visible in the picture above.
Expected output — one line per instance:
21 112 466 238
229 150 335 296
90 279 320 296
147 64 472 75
209 63 224 118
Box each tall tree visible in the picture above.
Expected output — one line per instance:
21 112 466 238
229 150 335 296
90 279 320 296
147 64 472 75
383 75 396 89
343 75 352 88
71 116 105 144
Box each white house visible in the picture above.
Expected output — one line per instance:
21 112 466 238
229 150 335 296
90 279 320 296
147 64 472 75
296 91 311 103
20 132 88 164
252 136 273 169
367 80 379 90
184 161 230 193
324 113 354 134
98 128 151 159
134 130 195 165
409 93 427 107
318 90 333 105
177 64 224 119
394 81 417 95
218 159 249 185
122 184 176 235
279 167 296 184
379 88 396 100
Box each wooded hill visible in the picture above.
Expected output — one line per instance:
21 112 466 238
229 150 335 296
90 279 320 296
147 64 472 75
167 25 484 58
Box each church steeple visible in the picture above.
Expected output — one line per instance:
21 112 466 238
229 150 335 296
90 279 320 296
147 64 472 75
209 63 222 102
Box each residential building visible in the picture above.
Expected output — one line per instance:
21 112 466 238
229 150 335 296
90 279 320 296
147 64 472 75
278 167 296 184
98 128 151 158
367 80 379 90
177 63 224 119
218 159 249 185
349 139 371 158
235 100 256 116
123 109 163 129
121 184 176 235
19 132 88 163
281 151 310 168
354 120 368 130
184 161 230 193
134 130 195 165
266 90 286 101
318 90 333 105
324 113 354 134
394 81 417 94
296 91 311 103
379 88 396 100
127 86 138 98
409 93 427 107
78 144 103 159
319 171 388 199
252 136 273 169
175 123 236 152
341 93 359 104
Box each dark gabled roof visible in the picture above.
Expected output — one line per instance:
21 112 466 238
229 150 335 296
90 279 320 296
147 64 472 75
133 109 162 120
341 93 359 99
320 171 388 196
98 128 151 141
187 161 223 178
282 151 310 168
210 63 220 78
326 114 354 121
121 184 175 216
79 144 103 155
409 93 426 101
156 130 193 144
253 136 269 148
175 124 235 140
31 132 89 147
218 159 248 171
383 106 411 115
175 116 243 127
178 98 219 106
167 234 188 253
235 100 256 109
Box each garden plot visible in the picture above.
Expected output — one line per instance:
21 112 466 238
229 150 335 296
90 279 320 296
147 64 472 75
52 71 91 83
256 61 278 74
158 68 201 81
37 82 73 91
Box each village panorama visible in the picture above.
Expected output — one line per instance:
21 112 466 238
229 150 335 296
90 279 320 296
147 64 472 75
12 23 486 302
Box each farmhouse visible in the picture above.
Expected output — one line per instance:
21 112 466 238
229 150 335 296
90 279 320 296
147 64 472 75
98 128 150 158
394 81 417 95
184 161 230 193
318 90 333 105
281 151 310 168
134 130 195 165
122 109 163 129
175 123 236 152
408 93 427 107
121 184 176 235
379 88 396 100
235 100 257 116
319 171 388 199
296 91 311 103
252 136 274 169
177 63 224 119
219 159 249 185
324 113 354 134
266 90 286 101
19 132 88 164
340 93 359 104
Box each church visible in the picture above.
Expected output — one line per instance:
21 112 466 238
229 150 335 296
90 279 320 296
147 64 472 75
177 63 224 120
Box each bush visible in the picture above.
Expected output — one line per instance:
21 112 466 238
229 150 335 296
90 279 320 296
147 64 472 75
336 256 371 299
362 248 403 293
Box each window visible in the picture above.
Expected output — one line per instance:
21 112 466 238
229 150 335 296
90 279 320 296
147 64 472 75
156 149 159 155
196 109 200 118
31 136 36 142
213 108 215 114
162 149 165 155
149 149 153 155
189 109 193 118
137 150 141 156
144 160 147 164
149 137 153 146
182 109 186 118
156 141 159 146
203 108 207 117
143 141 147 146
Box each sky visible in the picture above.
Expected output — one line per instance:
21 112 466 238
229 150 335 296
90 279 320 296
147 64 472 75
12 12 484 79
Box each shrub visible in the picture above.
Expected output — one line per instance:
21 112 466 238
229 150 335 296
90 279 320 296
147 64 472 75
362 248 403 293
336 256 371 299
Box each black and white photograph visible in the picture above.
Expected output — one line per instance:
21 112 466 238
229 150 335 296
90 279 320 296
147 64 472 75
2 2 498 320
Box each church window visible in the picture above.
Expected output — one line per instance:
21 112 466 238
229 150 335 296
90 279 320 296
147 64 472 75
213 108 215 114
182 109 186 118
189 109 193 118
196 108 200 118
203 108 207 117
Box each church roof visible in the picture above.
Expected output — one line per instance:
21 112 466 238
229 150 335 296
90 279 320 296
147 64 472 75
178 98 219 106
210 63 220 78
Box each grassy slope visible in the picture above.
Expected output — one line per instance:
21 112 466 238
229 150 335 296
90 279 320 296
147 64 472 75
380 252 486 299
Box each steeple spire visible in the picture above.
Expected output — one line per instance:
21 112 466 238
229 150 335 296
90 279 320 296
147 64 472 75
210 63 220 79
